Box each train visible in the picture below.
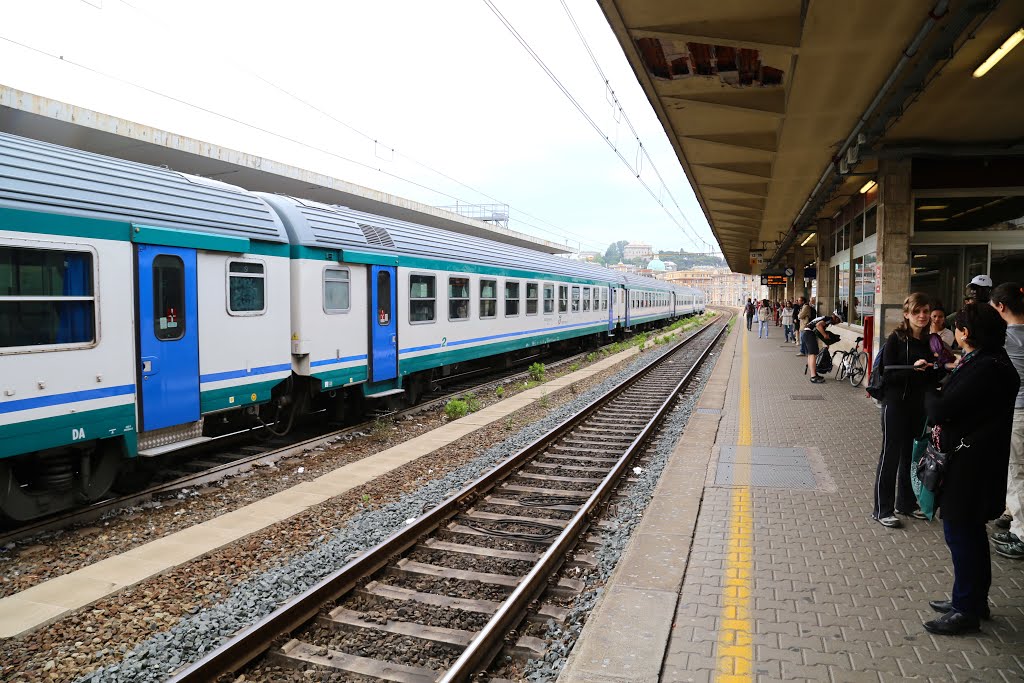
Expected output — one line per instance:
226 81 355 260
0 132 704 521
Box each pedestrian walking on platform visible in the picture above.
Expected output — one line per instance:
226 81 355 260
872 293 940 529
923 303 1018 635
757 300 771 338
744 298 754 331
781 304 794 343
990 282 1024 560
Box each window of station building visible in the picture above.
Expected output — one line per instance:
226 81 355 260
227 260 266 315
505 280 520 316
864 206 877 239
543 283 554 314
448 276 470 321
913 195 1024 232
526 282 539 315
0 245 96 349
558 285 568 313
571 286 580 312
582 286 591 312
323 267 351 313
852 253 876 326
833 261 850 323
480 279 497 319
409 274 435 323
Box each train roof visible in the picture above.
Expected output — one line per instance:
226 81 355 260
0 132 288 243
261 193 680 288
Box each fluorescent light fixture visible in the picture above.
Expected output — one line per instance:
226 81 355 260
800 233 815 247
920 217 948 222
859 179 877 194
916 204 949 210
973 28 1024 78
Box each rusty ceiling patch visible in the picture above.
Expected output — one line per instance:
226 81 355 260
636 38 784 87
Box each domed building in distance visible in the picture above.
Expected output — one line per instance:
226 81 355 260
647 256 666 272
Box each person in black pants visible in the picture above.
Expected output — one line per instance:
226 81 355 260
923 303 1018 634
872 292 940 528
744 298 754 331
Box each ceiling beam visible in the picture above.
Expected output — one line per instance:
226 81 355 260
693 162 773 181
664 96 785 118
681 134 778 155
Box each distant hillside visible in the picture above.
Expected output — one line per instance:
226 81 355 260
599 241 725 269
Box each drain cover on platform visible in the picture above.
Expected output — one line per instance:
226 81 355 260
696 408 722 415
715 446 818 489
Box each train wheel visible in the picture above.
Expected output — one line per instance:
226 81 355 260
0 440 122 522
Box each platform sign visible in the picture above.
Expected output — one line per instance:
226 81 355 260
760 275 788 286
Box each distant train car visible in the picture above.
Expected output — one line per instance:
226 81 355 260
0 132 699 521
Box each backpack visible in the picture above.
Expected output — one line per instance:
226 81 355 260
865 347 885 399
816 348 833 374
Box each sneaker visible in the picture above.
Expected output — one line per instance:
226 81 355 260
875 515 903 528
994 514 1012 530
991 530 1021 546
995 540 1024 559
897 509 929 520
810 375 825 384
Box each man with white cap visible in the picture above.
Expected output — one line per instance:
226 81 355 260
967 274 993 304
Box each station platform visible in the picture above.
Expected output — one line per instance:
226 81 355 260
561 321 1024 682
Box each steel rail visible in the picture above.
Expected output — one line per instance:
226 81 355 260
0 324 655 544
439 321 726 682
167 314 723 683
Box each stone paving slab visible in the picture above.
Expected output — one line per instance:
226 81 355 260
561 319 1024 682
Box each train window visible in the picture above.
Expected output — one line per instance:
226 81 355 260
526 282 539 315
543 284 554 314
323 267 350 313
448 276 470 321
0 246 95 349
153 255 185 341
505 280 520 316
409 274 435 323
227 260 266 315
377 270 392 326
480 279 497 319
601 287 608 310
593 288 599 311
558 285 568 313
571 286 580 313
582 287 591 312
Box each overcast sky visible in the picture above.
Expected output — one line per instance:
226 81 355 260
1 0 718 256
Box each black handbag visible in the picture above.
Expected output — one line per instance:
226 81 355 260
915 441 949 493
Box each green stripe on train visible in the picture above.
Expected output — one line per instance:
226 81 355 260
199 379 287 413
0 404 137 460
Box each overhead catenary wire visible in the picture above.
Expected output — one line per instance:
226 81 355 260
481 0 716 254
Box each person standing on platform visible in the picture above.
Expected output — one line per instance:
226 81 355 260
931 305 955 348
989 282 1024 560
797 297 814 355
872 293 940 529
744 298 754 331
922 303 1018 634
800 312 840 383
757 299 771 339
781 302 795 343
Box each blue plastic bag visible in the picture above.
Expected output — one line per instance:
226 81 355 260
911 435 936 520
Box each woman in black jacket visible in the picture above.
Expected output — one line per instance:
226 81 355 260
872 292 940 528
922 303 1019 635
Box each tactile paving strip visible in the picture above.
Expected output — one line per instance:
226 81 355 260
714 446 818 489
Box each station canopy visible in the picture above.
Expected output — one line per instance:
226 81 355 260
0 86 568 255
599 0 1024 272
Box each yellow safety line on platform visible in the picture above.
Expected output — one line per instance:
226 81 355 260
716 330 754 682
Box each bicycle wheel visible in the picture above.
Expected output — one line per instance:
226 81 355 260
834 352 847 380
849 351 869 387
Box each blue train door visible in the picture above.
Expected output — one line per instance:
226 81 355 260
370 265 398 383
136 245 200 432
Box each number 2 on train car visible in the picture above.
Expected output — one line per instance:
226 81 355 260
136 244 200 431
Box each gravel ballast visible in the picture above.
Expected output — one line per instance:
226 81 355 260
68 321 721 683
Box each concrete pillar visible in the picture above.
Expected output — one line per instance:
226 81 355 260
875 158 913 345
814 218 831 316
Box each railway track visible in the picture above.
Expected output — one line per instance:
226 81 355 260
168 315 726 683
0 321 697 546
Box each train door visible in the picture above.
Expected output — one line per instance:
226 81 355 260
369 265 398 383
607 286 615 334
624 287 631 328
671 292 676 317
136 244 200 432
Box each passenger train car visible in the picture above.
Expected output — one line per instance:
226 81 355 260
0 132 704 521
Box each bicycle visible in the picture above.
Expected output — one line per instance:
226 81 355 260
832 336 870 386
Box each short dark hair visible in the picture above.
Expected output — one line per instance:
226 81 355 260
953 302 1006 350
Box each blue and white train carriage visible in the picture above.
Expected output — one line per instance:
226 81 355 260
0 131 703 521
0 134 293 520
